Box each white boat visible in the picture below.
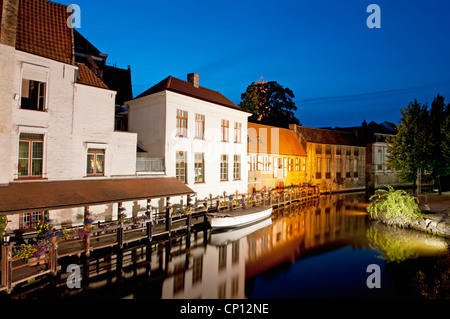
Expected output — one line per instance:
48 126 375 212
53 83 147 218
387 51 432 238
207 206 273 229
210 217 272 246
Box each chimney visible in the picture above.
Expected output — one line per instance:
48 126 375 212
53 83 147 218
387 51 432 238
187 73 199 88
0 0 19 47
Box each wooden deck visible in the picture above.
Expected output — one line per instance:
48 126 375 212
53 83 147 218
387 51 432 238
0 187 320 294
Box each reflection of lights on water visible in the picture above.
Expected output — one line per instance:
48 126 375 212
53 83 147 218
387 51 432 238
343 211 368 216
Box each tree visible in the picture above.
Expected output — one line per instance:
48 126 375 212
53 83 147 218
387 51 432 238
239 80 300 128
428 94 450 194
387 99 431 195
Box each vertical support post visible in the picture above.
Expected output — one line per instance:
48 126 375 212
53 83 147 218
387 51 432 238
146 220 153 242
166 197 172 235
118 202 124 248
84 206 91 257
49 240 58 276
270 191 273 207
1 245 12 293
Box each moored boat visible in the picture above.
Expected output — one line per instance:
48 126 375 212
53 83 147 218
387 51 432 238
207 206 273 229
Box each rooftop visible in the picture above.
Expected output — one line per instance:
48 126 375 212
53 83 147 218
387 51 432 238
135 75 242 111
293 125 366 147
14 0 73 65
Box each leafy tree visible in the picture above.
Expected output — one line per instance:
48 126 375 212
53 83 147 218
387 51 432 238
387 99 431 194
428 94 450 194
239 80 300 128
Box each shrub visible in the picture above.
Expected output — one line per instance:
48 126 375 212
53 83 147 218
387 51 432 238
367 186 423 227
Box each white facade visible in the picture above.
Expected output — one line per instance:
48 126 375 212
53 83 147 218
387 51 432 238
0 43 138 231
0 46 137 183
128 82 250 200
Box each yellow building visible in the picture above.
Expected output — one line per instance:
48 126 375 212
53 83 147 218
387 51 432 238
290 124 366 193
247 123 307 193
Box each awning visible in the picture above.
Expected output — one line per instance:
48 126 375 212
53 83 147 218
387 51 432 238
0 177 195 214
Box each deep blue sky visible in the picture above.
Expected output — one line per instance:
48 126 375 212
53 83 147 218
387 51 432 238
60 0 450 128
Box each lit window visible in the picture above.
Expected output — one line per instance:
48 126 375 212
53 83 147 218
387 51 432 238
176 109 188 137
233 155 241 180
87 148 105 176
220 154 228 181
234 122 242 143
195 114 205 139
176 151 187 183
221 120 229 142
18 133 44 178
194 152 204 183
19 211 44 231
21 79 46 111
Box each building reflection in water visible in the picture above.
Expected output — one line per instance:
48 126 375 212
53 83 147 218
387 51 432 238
14 193 369 299
161 192 368 299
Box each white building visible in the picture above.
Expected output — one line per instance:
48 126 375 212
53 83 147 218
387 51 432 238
0 0 193 234
127 73 250 200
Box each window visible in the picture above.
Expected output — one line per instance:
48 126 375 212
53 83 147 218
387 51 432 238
176 151 187 183
326 158 331 179
233 155 241 180
346 158 351 177
288 158 293 172
21 79 46 111
86 149 105 176
354 159 359 178
20 211 44 231
295 158 300 171
220 154 228 181
176 109 188 137
325 145 331 155
315 158 321 179
195 114 205 139
234 122 242 143
302 158 306 171
336 146 341 155
316 144 322 154
221 120 229 142
354 148 359 156
194 152 204 183
336 158 342 178
18 133 44 178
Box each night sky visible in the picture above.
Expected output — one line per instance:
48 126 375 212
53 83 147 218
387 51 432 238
59 0 450 128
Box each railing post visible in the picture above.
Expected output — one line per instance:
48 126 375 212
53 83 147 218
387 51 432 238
117 202 125 248
166 197 172 235
84 206 91 257
146 220 153 242
49 240 58 276
186 213 192 233
1 245 12 293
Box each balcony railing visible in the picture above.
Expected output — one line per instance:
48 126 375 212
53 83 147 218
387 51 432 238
136 157 164 173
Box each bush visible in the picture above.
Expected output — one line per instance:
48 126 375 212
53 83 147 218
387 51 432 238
367 186 423 227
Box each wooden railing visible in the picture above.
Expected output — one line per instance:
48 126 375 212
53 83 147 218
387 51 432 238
0 185 320 293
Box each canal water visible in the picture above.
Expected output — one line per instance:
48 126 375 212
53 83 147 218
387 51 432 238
11 192 450 299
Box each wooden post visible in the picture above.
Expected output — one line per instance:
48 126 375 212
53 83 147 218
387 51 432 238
84 206 91 256
1 245 12 293
49 240 58 276
146 220 152 242
117 202 124 248
166 197 172 235
186 213 192 233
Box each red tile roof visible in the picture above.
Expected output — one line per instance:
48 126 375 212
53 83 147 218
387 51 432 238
0 178 195 214
248 122 307 157
15 0 73 65
76 62 109 89
136 76 242 111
